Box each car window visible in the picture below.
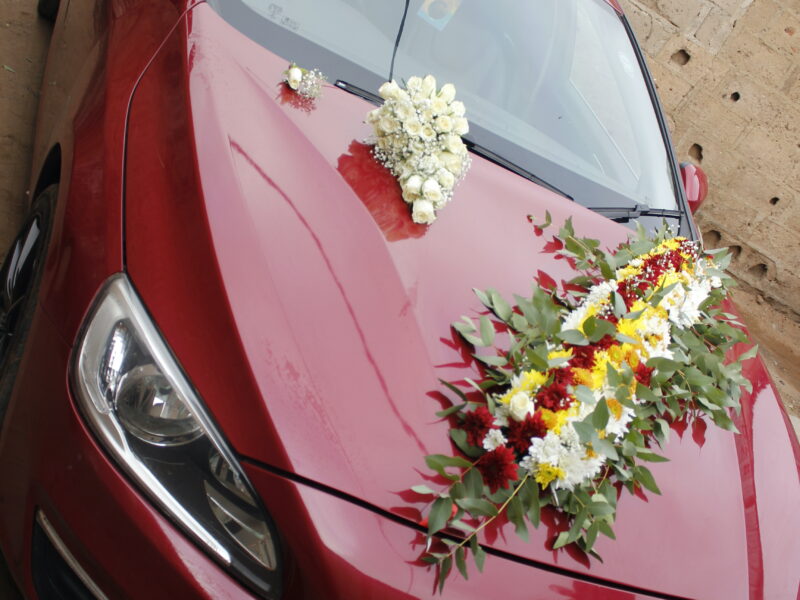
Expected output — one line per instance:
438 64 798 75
209 0 678 211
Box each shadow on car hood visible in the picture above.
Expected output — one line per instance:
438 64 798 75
123 5 800 599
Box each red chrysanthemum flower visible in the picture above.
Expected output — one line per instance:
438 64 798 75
634 362 655 387
506 411 548 454
476 446 519 493
550 367 575 387
567 343 597 370
536 382 572 411
461 405 494 447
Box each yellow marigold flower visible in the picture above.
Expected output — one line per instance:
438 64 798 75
535 463 566 489
606 398 623 420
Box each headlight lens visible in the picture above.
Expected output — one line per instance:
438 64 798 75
72 275 281 597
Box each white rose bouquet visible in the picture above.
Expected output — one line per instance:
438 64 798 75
366 75 470 225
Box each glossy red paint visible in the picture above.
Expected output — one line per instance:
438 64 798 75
1 1 799 599
680 163 709 214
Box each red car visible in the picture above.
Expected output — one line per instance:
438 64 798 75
1 0 798 598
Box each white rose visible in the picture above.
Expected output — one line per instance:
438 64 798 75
406 76 423 91
508 391 534 422
438 83 456 103
438 151 464 175
450 100 466 117
431 97 448 115
444 134 465 155
436 167 455 189
402 188 419 204
287 67 303 90
403 117 422 137
412 199 436 224
394 101 415 121
366 108 381 124
378 80 401 100
404 174 423 195
421 74 437 98
409 138 426 154
434 115 453 133
422 178 442 204
396 89 411 103
419 108 434 123
453 117 469 135
421 125 436 141
379 116 399 134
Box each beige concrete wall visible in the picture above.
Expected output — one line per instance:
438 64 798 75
620 0 800 315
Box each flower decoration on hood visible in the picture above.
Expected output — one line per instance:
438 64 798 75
366 75 470 225
414 216 756 590
282 62 326 100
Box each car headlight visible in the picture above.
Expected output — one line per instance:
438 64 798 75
71 274 282 598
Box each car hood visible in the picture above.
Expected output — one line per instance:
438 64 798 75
124 6 800 600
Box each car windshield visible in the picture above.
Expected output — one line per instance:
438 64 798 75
209 0 678 211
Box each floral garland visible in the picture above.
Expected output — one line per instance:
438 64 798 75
415 216 754 589
283 62 326 100
367 75 470 225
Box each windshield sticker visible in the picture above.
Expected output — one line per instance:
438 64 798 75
417 0 462 31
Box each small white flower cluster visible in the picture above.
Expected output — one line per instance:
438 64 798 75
367 75 470 225
284 63 326 99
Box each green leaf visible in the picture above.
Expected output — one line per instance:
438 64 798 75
738 344 759 361
450 428 482 458
425 454 472 480
507 494 529 542
613 292 627 317
438 556 452 593
411 485 435 495
593 437 619 460
566 507 588 543
473 543 486 572
455 547 469 580
428 497 453 535
585 521 600 551
552 530 571 549
464 468 484 498
588 500 615 517
435 403 467 418
558 329 588 346
490 291 513 321
634 465 662 495
598 519 616 540
456 497 499 517
439 379 469 404
520 478 541 527
573 419 596 444
592 399 610 430
636 450 669 463
474 354 508 368
479 315 495 346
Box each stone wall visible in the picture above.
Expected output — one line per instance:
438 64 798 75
620 0 800 315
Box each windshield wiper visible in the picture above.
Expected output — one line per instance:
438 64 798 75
462 139 573 202
589 204 681 222
334 81 573 202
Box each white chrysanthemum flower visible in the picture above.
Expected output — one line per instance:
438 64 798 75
605 404 635 439
482 429 508 451
526 426 603 490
